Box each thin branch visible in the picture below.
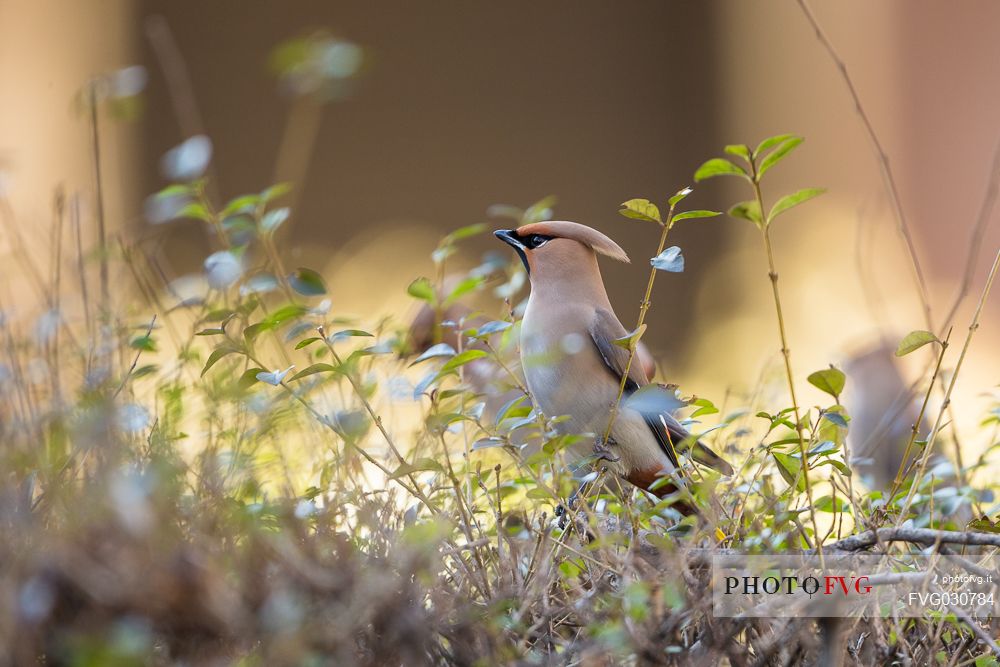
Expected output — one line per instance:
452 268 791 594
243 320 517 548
796 0 933 330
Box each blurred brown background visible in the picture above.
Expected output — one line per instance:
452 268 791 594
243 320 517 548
2 0 999 449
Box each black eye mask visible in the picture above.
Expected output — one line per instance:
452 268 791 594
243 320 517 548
493 230 554 274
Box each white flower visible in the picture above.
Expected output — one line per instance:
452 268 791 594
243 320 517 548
204 251 242 289
161 135 212 181
257 366 295 386
118 403 150 433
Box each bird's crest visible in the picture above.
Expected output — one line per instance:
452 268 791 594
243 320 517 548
517 221 630 263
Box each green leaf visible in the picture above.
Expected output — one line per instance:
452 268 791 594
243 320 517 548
289 267 327 296
724 144 751 162
243 322 272 345
754 133 796 157
768 188 825 224
260 182 292 203
668 187 693 207
619 198 661 223
445 222 487 242
807 367 845 398
177 201 209 222
443 276 484 307
693 158 748 182
201 345 240 376
895 330 939 356
407 277 436 303
823 412 849 428
289 363 338 381
808 440 838 456
410 343 456 366
129 335 156 352
330 329 373 339
757 136 803 179
613 324 646 350
295 336 322 349
728 200 763 227
264 303 308 327
389 458 445 479
440 349 489 372
195 328 226 336
222 194 261 216
237 367 264 390
650 246 684 273
815 495 850 513
470 320 511 338
690 398 718 418
672 209 721 223
773 452 805 492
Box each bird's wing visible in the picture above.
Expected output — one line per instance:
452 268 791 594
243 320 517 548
588 309 733 476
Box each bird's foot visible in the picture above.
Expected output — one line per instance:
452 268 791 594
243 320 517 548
593 437 621 464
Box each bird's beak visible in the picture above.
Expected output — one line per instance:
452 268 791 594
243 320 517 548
493 229 525 249
494 229 530 274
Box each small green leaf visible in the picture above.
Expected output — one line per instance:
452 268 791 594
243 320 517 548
243 322 272 345
754 133 796 157
330 329 373 339
650 246 684 273
222 194 261 216
177 201 209 222
237 367 264 390
672 209 721 223
407 277 436 303
724 144 751 162
289 363 337 381
815 495 850 513
130 335 156 352
264 303 308 327
390 458 445 479
823 412 849 428
289 267 327 296
445 222 487 242
768 188 825 224
619 198 662 223
809 440 838 456
668 187 693 207
613 324 646 350
260 182 292 203
728 200 763 227
690 398 718 418
757 136 803 179
694 158 748 182
773 452 805 492
471 320 511 338
195 328 226 336
443 276 484 307
807 367 845 398
295 336 322 349
895 330 939 356
410 343 456 366
440 349 489 372
201 345 240 376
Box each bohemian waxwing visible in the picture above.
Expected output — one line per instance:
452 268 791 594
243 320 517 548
494 221 732 501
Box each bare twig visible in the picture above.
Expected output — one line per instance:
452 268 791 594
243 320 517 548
796 0 933 330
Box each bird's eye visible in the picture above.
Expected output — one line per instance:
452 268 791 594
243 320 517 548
529 234 549 248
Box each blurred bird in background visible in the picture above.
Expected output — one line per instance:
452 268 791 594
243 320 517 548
843 341 960 498
494 221 732 502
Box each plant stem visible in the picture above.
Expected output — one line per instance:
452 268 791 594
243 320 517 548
887 329 950 503
752 177 822 558
601 209 674 450
895 249 1000 522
